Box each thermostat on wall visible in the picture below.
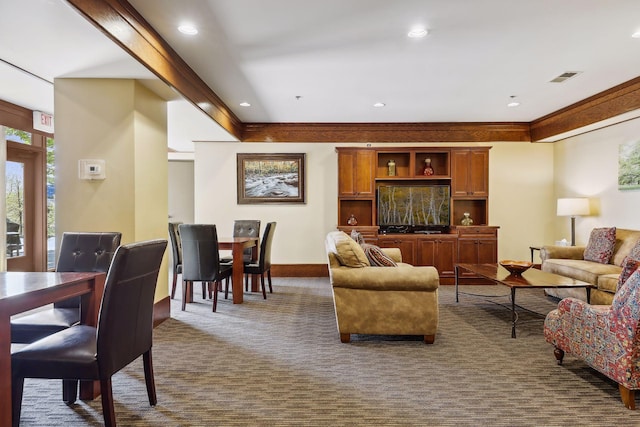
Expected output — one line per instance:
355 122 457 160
78 159 106 180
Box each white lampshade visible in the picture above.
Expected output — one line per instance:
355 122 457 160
557 198 590 217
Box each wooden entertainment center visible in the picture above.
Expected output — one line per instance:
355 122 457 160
336 146 498 285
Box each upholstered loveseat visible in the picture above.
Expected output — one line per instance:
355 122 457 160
540 228 640 305
325 231 439 343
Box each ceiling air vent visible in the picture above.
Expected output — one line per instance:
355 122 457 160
550 71 581 83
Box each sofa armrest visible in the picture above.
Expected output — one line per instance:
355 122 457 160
540 245 586 262
330 265 439 292
380 247 402 263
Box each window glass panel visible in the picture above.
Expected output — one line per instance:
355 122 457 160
5 127 32 145
47 137 55 269
6 160 25 258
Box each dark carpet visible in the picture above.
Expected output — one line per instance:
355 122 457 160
17 278 640 426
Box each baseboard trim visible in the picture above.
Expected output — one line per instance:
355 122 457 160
271 264 328 277
153 296 171 327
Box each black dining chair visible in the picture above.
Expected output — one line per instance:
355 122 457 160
11 238 167 427
220 219 260 264
179 224 233 312
168 222 183 299
11 231 122 344
244 222 276 299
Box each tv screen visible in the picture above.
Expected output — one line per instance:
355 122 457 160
377 185 450 227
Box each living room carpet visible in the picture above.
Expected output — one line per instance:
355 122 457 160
17 278 640 426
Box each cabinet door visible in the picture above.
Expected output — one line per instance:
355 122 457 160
434 238 456 277
477 238 497 264
378 237 416 265
338 150 374 196
416 238 456 277
451 149 488 197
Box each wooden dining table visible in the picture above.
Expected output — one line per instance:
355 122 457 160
0 271 106 426
218 236 259 304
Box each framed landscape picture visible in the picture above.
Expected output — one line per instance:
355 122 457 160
237 153 306 204
619 141 640 191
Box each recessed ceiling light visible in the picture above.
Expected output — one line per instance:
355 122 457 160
407 27 428 38
373 102 386 108
178 24 198 35
239 102 251 107
632 30 640 38
507 96 520 107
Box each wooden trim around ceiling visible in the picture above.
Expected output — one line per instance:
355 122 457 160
65 0 243 139
242 122 532 143
530 76 640 142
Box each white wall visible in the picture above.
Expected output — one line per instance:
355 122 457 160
168 160 195 223
194 141 555 265
553 117 640 245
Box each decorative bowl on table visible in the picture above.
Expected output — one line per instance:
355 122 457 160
499 260 533 276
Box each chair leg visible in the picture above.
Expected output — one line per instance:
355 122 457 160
267 270 273 293
261 274 267 299
11 375 24 427
208 281 213 299
181 280 189 311
245 273 249 291
100 377 117 427
340 333 351 343
201 281 207 299
143 350 157 406
619 384 636 409
212 283 219 312
63 379 78 404
171 272 178 299
553 347 565 365
224 278 229 300
424 335 435 344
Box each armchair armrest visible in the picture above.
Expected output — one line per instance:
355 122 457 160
557 297 610 319
540 245 586 262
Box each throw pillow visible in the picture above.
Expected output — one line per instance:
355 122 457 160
333 231 370 268
350 230 365 245
627 239 640 261
361 243 398 267
617 257 640 292
583 227 617 264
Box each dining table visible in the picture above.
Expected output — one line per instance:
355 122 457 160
218 236 259 304
0 271 106 426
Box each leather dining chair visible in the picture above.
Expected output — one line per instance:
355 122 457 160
11 239 167 427
221 219 260 264
179 224 233 312
168 222 183 299
244 222 276 299
11 231 122 344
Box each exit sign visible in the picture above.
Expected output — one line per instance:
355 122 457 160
33 111 54 133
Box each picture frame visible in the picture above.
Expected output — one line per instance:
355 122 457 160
237 153 306 204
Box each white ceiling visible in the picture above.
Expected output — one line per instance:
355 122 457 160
2 0 640 149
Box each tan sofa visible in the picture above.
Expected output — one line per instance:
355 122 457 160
540 228 640 305
325 231 439 343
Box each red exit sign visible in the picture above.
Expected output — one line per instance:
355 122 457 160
33 111 54 133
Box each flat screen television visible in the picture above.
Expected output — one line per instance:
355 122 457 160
377 185 450 233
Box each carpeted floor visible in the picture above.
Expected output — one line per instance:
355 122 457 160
17 278 640 426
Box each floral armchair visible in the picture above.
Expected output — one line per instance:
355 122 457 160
543 267 640 409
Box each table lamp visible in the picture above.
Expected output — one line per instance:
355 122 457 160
557 198 590 246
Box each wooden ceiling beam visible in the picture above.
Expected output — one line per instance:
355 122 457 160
66 0 244 140
242 122 531 143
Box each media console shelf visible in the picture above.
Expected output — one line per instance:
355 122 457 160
336 146 497 285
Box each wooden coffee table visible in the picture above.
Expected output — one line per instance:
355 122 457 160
455 263 594 338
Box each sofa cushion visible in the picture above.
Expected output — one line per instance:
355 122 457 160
350 230 365 245
617 257 640 292
331 231 370 268
611 229 640 266
584 227 616 264
361 243 397 267
542 258 621 285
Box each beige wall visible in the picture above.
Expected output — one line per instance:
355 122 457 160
54 78 169 300
553 117 640 245
193 141 555 264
